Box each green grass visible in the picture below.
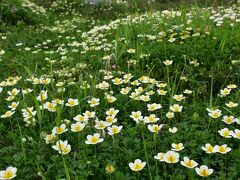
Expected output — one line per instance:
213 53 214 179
0 0 240 179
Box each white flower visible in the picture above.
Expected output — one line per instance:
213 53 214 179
231 129 240 139
180 157 198 168
147 103 162 111
207 109 222 118
36 90 48 101
170 104 183 112
94 121 110 130
85 133 104 144
0 166 17 179
66 98 79 107
106 108 119 117
148 124 163 133
71 122 85 132
128 159 146 171
222 116 235 124
52 140 71 154
87 98 100 107
73 114 89 123
201 143 216 154
163 60 173 65
144 114 159 123
213 144 231 154
130 111 143 123
173 94 185 102
218 128 233 138
163 151 179 163
195 165 213 177
83 111 96 118
107 125 123 135
225 101 238 108
171 143 184 151
154 153 165 162
52 124 68 135
166 112 174 119
1 111 15 118
169 127 177 133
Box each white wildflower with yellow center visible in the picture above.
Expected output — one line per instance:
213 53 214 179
169 127 178 133
106 108 119 117
227 84 237 89
71 122 85 132
207 108 222 118
83 111 95 118
163 150 179 163
44 133 56 144
163 60 173 65
37 90 48 101
231 129 240 139
173 94 185 102
52 140 71 155
40 78 51 85
222 116 235 124
0 166 17 179
218 128 233 138
140 95 151 102
87 98 100 107
171 143 184 151
166 112 175 119
127 49 136 54
112 78 123 85
195 165 213 177
120 87 131 95
7 88 20 96
201 143 216 154
106 94 117 103
148 124 163 133
225 101 238 108
85 133 104 145
66 98 79 107
8 102 19 110
180 157 198 168
183 89 192 94
213 144 231 154
52 124 68 135
147 103 162 111
130 111 143 123
144 114 159 123
220 88 231 97
154 153 165 162
105 116 117 124
73 114 89 123
95 121 110 130
43 102 57 112
170 104 183 112
1 111 15 118
156 82 167 88
128 159 146 171
107 125 123 135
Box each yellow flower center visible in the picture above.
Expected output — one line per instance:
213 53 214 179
90 137 99 143
56 127 64 134
167 155 176 163
3 170 14 178
133 163 143 170
223 131 229 136
74 125 81 131
200 169 209 177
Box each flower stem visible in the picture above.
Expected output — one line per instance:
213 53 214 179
142 130 152 180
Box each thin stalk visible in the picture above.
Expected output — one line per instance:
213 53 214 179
142 129 152 180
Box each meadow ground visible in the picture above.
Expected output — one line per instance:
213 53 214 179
0 0 240 179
